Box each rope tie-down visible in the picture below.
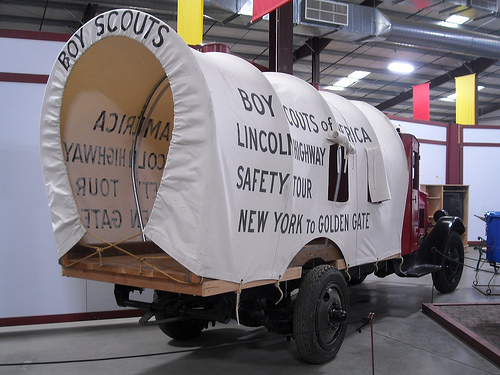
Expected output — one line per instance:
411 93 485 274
64 231 203 286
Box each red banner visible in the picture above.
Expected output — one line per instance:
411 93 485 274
252 0 292 22
413 82 430 121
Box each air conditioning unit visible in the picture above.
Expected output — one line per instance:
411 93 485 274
304 0 348 25
294 0 349 37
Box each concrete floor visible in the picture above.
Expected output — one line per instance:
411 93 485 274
1 255 499 375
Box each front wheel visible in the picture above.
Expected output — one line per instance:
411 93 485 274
293 265 349 364
432 232 464 293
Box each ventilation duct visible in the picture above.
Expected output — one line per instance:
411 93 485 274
293 0 350 37
293 0 500 59
375 11 500 59
204 0 248 13
203 0 249 22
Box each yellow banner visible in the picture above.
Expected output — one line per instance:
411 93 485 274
177 0 203 45
455 73 477 125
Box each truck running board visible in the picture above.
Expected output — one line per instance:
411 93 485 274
400 264 441 278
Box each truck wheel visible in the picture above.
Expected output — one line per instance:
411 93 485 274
156 315 206 341
347 273 367 285
293 265 349 364
432 232 464 293
153 291 206 340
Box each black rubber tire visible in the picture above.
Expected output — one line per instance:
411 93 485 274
293 265 349 364
153 291 206 340
432 232 464 293
347 273 367 285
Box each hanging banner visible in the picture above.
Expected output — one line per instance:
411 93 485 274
455 73 477 125
413 82 430 121
252 0 292 22
177 0 203 45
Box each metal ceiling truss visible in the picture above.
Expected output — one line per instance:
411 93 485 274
2 0 500 122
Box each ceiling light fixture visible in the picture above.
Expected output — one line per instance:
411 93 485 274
324 85 345 91
388 62 414 74
348 70 370 79
440 93 457 102
438 21 459 28
439 86 485 102
333 77 358 88
324 71 371 91
445 14 470 25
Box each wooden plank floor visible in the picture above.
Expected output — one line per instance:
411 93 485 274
62 253 301 297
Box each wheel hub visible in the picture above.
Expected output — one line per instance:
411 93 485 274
329 308 347 326
316 285 346 348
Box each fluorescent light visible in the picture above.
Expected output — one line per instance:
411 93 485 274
388 62 414 74
324 85 345 91
440 93 457 102
440 86 485 101
333 77 358 88
348 70 370 79
445 14 469 25
324 71 371 91
439 21 459 28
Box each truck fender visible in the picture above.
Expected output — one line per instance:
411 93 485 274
426 215 466 254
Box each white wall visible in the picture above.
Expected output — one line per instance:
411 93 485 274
0 36 126 319
390 119 447 185
392 118 500 242
462 127 500 242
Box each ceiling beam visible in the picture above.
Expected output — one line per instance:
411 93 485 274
293 37 331 61
0 14 81 30
82 3 99 24
234 48 500 86
479 103 500 116
268 1 293 74
292 37 332 87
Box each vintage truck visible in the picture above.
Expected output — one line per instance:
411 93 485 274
40 9 465 364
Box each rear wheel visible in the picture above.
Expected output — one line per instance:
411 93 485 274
153 291 206 340
347 273 367 285
432 232 464 293
293 265 349 364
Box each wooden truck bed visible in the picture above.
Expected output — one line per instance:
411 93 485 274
60 242 302 297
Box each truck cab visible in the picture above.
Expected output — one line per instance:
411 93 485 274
401 133 429 255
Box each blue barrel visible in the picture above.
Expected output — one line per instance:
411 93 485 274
486 211 500 263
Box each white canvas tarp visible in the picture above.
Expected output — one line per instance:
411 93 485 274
40 9 408 284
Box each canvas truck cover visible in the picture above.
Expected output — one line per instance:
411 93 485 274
40 9 408 284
